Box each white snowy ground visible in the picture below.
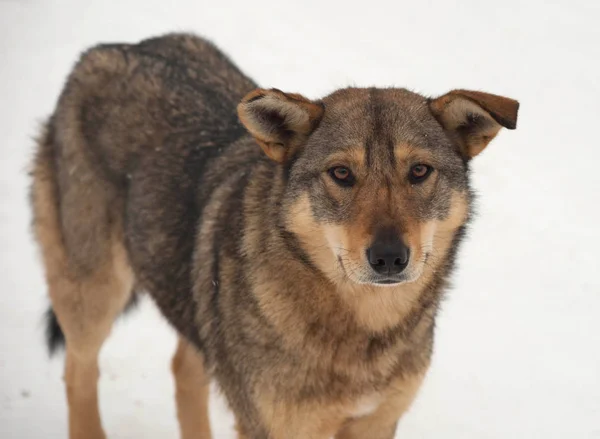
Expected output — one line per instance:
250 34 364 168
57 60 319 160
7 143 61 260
1 1 599 438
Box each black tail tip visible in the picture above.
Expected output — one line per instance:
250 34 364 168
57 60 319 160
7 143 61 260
45 307 65 356
43 294 139 357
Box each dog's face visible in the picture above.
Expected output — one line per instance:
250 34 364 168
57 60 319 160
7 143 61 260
238 87 518 287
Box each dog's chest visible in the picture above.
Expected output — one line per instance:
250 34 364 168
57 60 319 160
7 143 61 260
347 393 383 419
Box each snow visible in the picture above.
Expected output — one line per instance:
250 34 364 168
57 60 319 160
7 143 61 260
1 0 599 438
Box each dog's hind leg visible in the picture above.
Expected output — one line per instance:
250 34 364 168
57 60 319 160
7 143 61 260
40 238 133 439
31 124 134 439
57 246 133 439
172 337 213 439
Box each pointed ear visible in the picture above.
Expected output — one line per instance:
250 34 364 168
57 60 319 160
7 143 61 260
237 88 324 162
429 89 519 158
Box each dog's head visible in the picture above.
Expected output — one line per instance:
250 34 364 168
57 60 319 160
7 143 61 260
238 87 518 288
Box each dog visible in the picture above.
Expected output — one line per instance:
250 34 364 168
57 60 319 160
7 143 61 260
29 33 518 439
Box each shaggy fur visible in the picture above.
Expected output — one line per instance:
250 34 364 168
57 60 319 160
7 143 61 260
29 33 518 439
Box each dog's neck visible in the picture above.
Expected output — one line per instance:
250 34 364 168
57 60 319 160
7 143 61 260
330 269 443 333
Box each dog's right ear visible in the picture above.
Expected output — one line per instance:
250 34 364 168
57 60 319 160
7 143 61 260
237 89 324 163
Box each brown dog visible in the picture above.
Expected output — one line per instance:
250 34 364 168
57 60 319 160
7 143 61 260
29 33 518 439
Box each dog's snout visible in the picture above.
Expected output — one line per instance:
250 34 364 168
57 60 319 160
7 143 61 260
367 232 410 275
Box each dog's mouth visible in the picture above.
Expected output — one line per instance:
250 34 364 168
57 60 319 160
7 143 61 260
372 277 406 286
367 271 418 287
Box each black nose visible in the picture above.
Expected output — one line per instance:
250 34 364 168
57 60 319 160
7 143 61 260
367 233 410 275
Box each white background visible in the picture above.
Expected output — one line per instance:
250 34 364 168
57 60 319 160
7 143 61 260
1 1 599 438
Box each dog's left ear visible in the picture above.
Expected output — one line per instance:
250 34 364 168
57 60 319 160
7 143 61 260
237 88 324 163
429 90 519 158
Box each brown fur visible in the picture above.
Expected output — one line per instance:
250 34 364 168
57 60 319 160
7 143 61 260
31 123 135 439
172 337 212 439
29 33 518 439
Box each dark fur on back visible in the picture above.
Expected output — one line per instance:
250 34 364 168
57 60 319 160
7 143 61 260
32 33 518 438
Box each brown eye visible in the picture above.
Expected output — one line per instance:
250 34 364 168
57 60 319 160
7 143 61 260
334 167 349 179
328 166 355 187
409 164 433 183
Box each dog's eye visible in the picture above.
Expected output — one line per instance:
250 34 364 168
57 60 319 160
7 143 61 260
328 166 355 187
409 164 433 183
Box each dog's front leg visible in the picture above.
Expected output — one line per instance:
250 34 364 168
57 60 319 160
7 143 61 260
334 372 426 439
236 418 342 439
251 391 347 439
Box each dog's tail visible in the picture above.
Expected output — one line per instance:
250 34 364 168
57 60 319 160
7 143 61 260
30 120 68 357
45 307 65 356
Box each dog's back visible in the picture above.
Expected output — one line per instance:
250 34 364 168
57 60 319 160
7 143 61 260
31 34 257 346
